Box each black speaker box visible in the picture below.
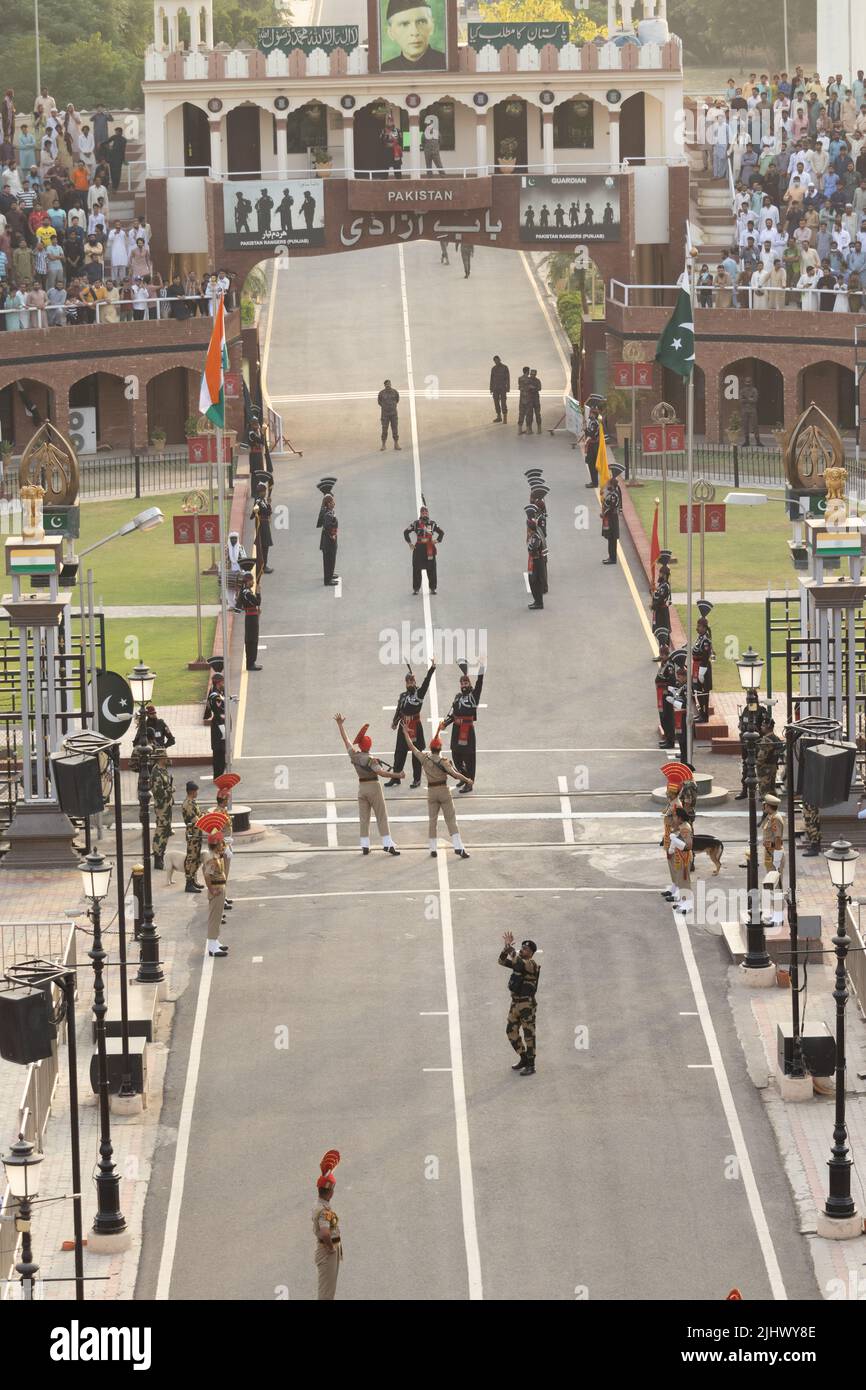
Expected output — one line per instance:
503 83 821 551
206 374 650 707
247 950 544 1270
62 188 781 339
49 753 105 817
800 742 857 808
0 988 57 1064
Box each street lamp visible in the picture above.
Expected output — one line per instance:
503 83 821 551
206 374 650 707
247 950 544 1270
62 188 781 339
1 1134 44 1300
736 646 764 694
128 664 163 984
818 838 861 1237
742 729 771 972
79 851 128 1249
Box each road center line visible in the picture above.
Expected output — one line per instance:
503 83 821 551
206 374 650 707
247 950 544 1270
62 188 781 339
399 241 482 1302
324 780 338 849
557 775 575 845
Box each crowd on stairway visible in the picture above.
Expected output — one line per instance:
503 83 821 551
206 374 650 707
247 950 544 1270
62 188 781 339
695 68 866 311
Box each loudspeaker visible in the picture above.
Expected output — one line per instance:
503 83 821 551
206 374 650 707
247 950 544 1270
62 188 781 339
49 753 105 817
0 988 57 1064
777 1021 836 1077
801 742 857 808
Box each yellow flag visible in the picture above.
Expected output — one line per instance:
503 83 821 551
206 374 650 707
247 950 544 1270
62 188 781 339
596 420 610 491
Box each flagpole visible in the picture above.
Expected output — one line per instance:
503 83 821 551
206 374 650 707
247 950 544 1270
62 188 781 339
217 419 232 772
685 252 697 768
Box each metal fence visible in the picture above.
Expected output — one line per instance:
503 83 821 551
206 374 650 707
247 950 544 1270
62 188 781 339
626 441 866 495
0 451 224 503
847 902 866 1022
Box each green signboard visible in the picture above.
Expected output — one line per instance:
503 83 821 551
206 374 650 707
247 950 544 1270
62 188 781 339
43 506 80 538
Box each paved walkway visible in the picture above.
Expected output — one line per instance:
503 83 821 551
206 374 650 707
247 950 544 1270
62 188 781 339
102 605 222 619
672 590 797 605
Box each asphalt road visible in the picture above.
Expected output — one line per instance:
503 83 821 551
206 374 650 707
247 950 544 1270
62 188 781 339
136 243 819 1301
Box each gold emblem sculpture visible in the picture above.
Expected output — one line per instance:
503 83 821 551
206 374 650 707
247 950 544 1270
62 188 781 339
18 420 80 506
19 483 46 541
783 402 845 492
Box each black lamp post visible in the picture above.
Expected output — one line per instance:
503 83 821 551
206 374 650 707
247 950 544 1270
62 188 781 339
128 664 163 985
819 838 861 1234
735 647 771 971
80 849 128 1245
1 1134 44 1300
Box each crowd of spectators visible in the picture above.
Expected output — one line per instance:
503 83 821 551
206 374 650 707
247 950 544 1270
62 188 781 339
697 68 866 310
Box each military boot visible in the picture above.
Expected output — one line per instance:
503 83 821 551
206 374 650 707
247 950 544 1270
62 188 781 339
185 877 203 893
511 1056 526 1071
520 1059 536 1076
153 854 164 870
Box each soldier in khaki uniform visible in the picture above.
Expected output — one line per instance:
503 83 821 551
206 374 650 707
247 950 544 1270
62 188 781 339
402 720 471 858
499 931 540 1077
334 714 402 855
313 1158 342 1300
181 780 203 893
201 830 229 957
761 792 785 880
665 804 694 912
151 753 174 871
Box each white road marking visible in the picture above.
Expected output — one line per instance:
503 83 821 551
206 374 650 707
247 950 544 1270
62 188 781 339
258 645 267 651
236 809 708 826
235 747 666 759
679 1011 699 1016
155 955 215 1300
687 1064 714 1069
334 577 342 599
420 1011 449 1015
399 241 482 1302
232 886 668 902
423 1067 453 1072
269 389 560 404
672 909 787 1300
557 774 575 845
259 256 281 420
324 780 338 849
523 572 532 593
519 251 572 385
234 661 249 760
261 632 325 638
383 704 487 710
252 956 263 963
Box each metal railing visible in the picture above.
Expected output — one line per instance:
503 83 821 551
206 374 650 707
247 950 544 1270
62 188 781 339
628 441 866 491
847 901 866 1021
609 277 866 313
0 450 220 501
149 155 686 181
0 290 238 330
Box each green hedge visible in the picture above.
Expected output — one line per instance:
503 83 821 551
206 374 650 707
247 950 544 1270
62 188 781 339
556 290 583 346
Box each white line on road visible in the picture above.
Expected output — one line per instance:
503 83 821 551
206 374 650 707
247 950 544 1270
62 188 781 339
324 780 338 849
234 809 697 826
252 956 263 963
420 1011 449 1015
155 954 215 1300
334 577 342 599
557 774 575 845
423 1067 453 1073
235 747 665 759
672 909 788 1300
261 632 326 638
679 1011 699 1016
523 571 531 593
687 1064 714 1068
269 389 561 403
400 241 482 1302
231 886 667 902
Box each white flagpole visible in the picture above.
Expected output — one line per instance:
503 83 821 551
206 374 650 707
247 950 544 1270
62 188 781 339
685 254 696 767
216 298 232 771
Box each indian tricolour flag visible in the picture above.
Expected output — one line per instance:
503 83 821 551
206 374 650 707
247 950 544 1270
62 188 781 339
199 295 228 428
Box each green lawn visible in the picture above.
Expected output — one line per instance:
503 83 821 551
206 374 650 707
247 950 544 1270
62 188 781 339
674 603 767 693
103 618 217 705
79 492 229 607
628 482 795 592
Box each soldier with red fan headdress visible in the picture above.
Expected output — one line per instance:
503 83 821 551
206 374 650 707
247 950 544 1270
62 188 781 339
334 714 402 854
313 1150 342 1300
197 814 231 957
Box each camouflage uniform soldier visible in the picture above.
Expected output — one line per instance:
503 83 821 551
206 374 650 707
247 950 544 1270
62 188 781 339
801 802 821 856
499 931 540 1077
182 779 204 893
151 757 174 870
756 718 784 800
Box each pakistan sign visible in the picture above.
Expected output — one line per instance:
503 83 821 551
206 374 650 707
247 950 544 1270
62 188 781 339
467 22 570 50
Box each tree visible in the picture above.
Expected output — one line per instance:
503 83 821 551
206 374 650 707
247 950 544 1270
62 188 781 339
478 0 604 43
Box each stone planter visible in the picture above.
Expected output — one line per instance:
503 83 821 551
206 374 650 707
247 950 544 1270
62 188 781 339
314 161 333 178
498 158 517 174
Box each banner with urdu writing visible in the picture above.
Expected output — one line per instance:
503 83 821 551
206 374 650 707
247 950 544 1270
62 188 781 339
467 22 570 51
257 26 359 55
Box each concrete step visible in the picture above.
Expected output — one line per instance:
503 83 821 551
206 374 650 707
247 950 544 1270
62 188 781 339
710 736 741 755
694 719 729 741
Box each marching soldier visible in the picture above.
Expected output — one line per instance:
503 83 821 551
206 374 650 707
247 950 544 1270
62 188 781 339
313 1154 342 1301
517 366 533 435
250 480 274 581
654 631 678 750
490 355 510 423
387 659 435 787
404 505 443 595
150 748 174 871
378 379 401 450
182 780 204 893
499 931 540 1077
756 716 784 799
441 660 485 791
692 602 715 724
334 714 402 855
526 513 546 610
204 671 226 780
236 571 262 671
402 720 471 857
316 479 340 587
201 828 229 957
651 552 672 636
664 803 694 912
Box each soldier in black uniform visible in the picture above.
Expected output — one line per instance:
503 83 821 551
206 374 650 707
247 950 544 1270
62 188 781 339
734 693 770 799
236 572 262 671
490 355 510 423
442 661 485 790
668 658 696 770
600 477 620 564
584 404 601 487
528 369 543 432
404 505 444 595
526 512 546 610
251 480 274 581
517 367 533 435
528 481 550 593
143 704 175 752
378 379 401 450
499 931 540 1077
316 482 339 586
386 659 436 787
651 550 672 635
204 672 226 780
692 601 714 723
654 629 678 749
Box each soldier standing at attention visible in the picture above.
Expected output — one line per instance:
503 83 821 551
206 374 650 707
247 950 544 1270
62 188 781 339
756 716 784 799
386 659 436 788
526 513 546 610
402 720 471 857
150 748 174 872
740 374 763 446
516 366 533 435
665 803 694 912
499 931 540 1077
801 802 822 857
441 660 485 791
317 487 339 587
236 571 263 671
654 631 677 750
490 355 510 423
251 480 274 581
761 792 785 882
378 379 401 451
313 1156 342 1300
334 714 402 855
182 780 204 893
144 703 175 752
691 605 715 724
651 552 672 637
201 829 229 957
204 672 226 780
584 404 600 488
528 368 543 432
600 477 620 564
404 505 443 595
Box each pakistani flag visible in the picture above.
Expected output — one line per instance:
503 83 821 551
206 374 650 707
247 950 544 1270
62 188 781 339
199 295 229 428
654 282 695 379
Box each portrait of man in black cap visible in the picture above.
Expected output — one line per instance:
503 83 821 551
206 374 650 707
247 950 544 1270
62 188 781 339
380 0 447 72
